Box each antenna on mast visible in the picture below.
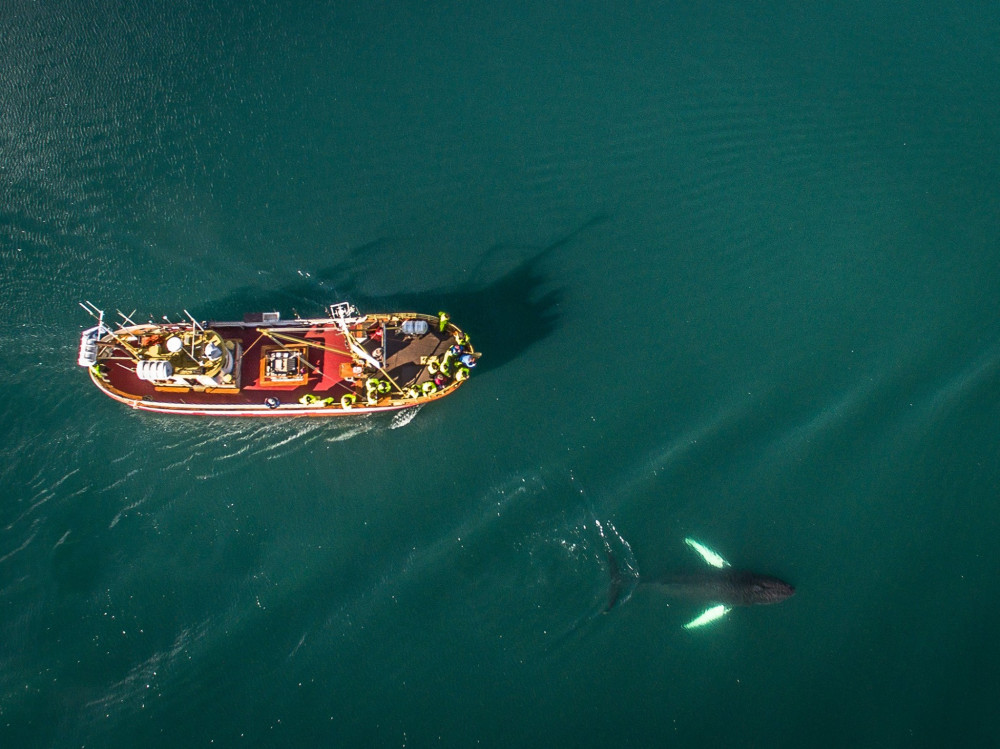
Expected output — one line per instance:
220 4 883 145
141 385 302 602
77 301 109 367
79 301 106 330
117 309 139 327
77 300 142 362
182 310 203 332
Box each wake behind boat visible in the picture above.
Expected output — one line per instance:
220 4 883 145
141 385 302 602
76 302 479 417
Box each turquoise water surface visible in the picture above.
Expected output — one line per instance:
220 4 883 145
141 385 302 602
2 1 999 746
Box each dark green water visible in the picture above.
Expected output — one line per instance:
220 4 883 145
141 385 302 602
3 1 999 746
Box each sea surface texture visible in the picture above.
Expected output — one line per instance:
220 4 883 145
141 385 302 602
2 1 999 746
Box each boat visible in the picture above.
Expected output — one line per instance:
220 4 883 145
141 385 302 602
76 301 479 417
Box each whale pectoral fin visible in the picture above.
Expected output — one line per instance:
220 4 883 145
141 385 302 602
683 605 731 630
684 538 731 569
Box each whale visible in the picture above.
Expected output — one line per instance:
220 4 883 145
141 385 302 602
608 537 795 629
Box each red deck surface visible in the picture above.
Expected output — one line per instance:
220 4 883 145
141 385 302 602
103 324 356 407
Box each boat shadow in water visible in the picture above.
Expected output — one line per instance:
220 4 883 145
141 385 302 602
326 252 562 375
198 217 606 374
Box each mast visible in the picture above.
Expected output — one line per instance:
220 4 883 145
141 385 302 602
183 309 202 360
79 301 107 332
78 301 142 360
